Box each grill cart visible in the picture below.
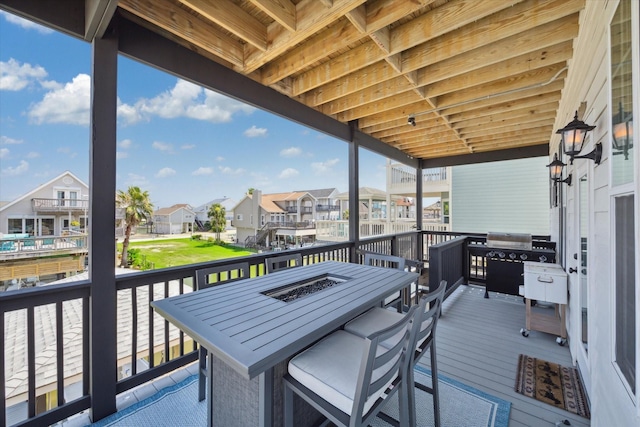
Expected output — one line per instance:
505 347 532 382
520 261 568 345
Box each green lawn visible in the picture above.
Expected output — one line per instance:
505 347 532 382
119 238 255 269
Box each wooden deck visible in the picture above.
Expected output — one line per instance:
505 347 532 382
422 284 590 427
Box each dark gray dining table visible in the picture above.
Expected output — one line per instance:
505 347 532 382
151 260 418 427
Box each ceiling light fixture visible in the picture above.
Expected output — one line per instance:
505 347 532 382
407 116 416 126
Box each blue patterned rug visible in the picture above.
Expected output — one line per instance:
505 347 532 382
88 365 510 426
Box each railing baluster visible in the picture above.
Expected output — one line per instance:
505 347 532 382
131 287 138 375
56 301 64 406
148 283 154 368
164 280 170 362
27 306 36 418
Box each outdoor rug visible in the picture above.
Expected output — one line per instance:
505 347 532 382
88 365 510 427
515 354 590 419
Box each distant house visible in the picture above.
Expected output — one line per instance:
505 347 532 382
192 198 237 231
152 204 195 234
0 171 89 236
232 189 339 248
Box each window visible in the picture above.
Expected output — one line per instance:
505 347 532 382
57 190 66 206
610 0 637 396
236 214 243 221
70 191 78 207
8 218 22 233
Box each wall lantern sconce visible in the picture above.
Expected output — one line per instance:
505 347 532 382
612 102 633 160
547 153 572 185
556 111 601 164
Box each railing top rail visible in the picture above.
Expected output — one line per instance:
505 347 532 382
0 281 90 312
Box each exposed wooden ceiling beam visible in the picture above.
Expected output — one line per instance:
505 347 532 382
248 0 296 32
179 0 267 51
118 0 245 68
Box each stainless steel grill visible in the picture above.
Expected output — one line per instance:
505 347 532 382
486 232 532 251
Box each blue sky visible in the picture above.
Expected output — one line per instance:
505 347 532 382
0 11 391 209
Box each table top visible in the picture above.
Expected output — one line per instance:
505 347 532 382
151 261 418 379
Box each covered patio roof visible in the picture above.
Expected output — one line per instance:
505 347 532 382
1 0 585 167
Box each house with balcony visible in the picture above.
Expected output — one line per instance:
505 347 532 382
0 171 89 287
151 204 196 235
232 190 323 248
0 2 638 427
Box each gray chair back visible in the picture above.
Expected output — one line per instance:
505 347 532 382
265 253 302 274
196 262 250 290
362 252 406 271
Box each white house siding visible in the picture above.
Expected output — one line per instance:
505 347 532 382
551 1 639 425
450 157 550 235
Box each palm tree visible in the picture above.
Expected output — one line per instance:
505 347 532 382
116 186 153 268
207 203 226 242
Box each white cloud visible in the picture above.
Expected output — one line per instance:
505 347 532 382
1 136 23 145
0 148 8 158
1 160 29 176
117 101 142 126
244 125 268 138
119 79 255 125
155 167 176 178
26 151 40 158
119 139 133 149
280 147 302 157
219 166 245 175
311 158 340 174
125 173 149 187
216 156 225 162
278 168 299 179
181 144 195 150
192 167 214 176
152 141 173 153
1 11 54 34
0 58 48 91
28 73 90 125
116 151 129 160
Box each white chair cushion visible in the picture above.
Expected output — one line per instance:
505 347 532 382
288 330 397 416
346 307 433 349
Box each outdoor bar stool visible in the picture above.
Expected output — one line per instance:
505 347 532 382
283 305 418 427
265 253 302 273
362 252 406 312
344 280 447 427
194 262 250 402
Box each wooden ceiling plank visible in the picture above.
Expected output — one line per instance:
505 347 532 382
293 0 525 97
119 0 245 68
435 66 568 112
443 84 563 117
451 101 559 128
305 9 579 107
244 0 368 74
459 114 557 138
423 47 573 99
339 65 566 123
416 19 578 86
375 124 453 141
179 0 267 51
345 4 366 32
403 0 584 73
467 127 553 144
248 0 296 32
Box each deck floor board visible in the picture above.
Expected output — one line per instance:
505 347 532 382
416 285 590 427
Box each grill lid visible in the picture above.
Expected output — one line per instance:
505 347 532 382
486 232 532 250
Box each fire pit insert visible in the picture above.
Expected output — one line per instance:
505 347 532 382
262 274 349 302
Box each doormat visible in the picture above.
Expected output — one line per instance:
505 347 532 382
515 354 590 419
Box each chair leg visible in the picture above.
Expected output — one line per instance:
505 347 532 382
198 346 207 402
403 364 415 427
430 341 441 427
283 381 294 427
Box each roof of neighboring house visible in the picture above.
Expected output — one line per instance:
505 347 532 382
335 187 398 201
424 201 442 211
294 188 338 198
260 191 313 212
153 203 194 216
0 171 88 213
193 198 236 214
